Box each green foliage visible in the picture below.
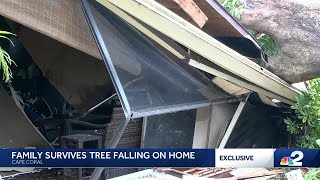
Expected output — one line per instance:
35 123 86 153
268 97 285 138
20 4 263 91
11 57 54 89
256 34 281 57
220 0 244 20
316 139 320 147
284 79 320 148
247 29 281 57
0 30 16 82
220 2 281 57
304 168 320 180
284 118 299 135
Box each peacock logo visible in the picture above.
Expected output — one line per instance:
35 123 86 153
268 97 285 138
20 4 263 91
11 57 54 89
280 156 294 166
279 151 304 166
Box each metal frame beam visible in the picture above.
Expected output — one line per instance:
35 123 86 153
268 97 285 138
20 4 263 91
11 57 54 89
189 59 295 105
131 95 246 118
90 117 130 180
81 93 117 118
218 101 246 148
80 0 131 118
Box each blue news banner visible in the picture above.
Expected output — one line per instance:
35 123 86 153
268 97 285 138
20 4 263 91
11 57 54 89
0 149 214 168
0 149 320 168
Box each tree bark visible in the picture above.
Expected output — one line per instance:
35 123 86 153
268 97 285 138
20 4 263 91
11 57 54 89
239 0 320 83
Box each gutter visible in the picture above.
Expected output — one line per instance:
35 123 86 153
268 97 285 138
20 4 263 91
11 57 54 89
205 0 271 71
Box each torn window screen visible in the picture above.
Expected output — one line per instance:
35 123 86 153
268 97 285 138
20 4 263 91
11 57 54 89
82 0 230 118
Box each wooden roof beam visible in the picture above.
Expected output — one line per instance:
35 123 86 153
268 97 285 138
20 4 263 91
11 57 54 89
168 0 208 27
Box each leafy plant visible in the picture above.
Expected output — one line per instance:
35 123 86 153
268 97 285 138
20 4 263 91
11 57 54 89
256 33 281 57
220 1 281 57
284 78 320 148
220 0 244 20
0 30 16 82
284 118 299 135
316 139 320 147
247 29 281 57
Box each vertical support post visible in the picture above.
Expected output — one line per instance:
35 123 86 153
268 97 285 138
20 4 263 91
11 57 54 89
208 103 239 148
218 101 246 148
89 117 130 180
140 117 147 148
192 106 212 148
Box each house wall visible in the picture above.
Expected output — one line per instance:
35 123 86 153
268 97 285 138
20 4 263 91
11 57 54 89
7 21 114 113
192 103 238 148
0 0 100 60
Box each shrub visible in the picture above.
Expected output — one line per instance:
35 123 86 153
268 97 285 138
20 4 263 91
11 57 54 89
284 79 320 148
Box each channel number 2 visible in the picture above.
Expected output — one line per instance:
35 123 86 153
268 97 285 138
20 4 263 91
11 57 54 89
290 151 304 166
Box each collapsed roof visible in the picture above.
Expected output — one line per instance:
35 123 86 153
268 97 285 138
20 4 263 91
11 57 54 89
0 0 300 115
0 3 301 179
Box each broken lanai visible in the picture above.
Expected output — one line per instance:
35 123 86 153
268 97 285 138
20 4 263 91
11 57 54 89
0 0 301 178
84 0 300 118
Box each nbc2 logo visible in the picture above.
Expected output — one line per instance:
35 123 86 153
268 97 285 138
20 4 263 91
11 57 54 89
280 151 304 166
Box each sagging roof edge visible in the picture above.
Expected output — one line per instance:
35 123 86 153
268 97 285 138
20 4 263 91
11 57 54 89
0 0 300 106
0 0 268 66
104 0 300 104
205 0 261 49
205 0 270 67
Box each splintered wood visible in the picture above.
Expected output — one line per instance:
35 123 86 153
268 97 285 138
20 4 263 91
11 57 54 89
154 168 233 178
157 0 208 27
154 168 285 179
171 0 208 27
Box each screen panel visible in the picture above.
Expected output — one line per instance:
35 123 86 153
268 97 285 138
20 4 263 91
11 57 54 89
143 110 197 148
82 0 230 118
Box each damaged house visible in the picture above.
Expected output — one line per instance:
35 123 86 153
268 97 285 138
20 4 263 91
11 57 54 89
0 0 302 179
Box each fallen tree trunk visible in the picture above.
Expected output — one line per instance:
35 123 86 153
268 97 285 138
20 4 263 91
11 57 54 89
239 0 320 83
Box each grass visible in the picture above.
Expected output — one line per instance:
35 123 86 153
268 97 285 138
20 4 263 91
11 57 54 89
0 30 16 82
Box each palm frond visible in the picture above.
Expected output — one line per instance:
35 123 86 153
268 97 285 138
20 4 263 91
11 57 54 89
0 30 16 82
